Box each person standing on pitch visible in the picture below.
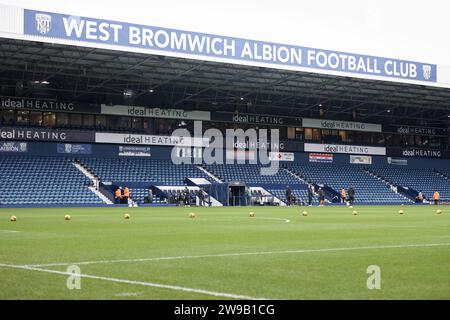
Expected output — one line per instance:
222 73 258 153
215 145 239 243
184 187 190 207
307 184 314 206
114 187 122 204
348 186 355 207
123 186 130 204
286 185 292 206
198 188 204 207
340 187 347 204
433 191 440 205
318 187 325 206
417 191 424 203
245 188 252 206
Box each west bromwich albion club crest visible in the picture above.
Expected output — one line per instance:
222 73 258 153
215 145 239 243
35 13 52 34
65 144 72 153
422 65 432 80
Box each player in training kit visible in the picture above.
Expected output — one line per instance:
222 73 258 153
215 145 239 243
348 186 355 207
340 187 347 204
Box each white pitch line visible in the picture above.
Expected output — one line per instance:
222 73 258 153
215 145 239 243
0 263 268 300
0 230 19 233
258 217 290 223
25 242 450 268
115 292 142 297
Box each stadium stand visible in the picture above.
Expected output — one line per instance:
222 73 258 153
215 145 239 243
370 167 450 201
287 164 411 204
0 156 103 205
2 155 449 206
435 169 450 181
80 158 213 185
204 164 303 185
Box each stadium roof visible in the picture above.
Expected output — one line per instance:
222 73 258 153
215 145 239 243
1 38 450 127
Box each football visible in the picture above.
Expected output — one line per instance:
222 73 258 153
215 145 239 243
249 212 255 217
10 215 17 222
189 212 196 218
64 214 71 221
302 211 308 216
124 213 130 219
352 210 358 215
399 210 404 215
436 209 442 214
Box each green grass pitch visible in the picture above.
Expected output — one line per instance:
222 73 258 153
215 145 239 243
0 205 449 300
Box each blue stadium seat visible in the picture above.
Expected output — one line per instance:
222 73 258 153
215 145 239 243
287 164 411 204
0 156 103 205
370 167 450 201
80 158 213 186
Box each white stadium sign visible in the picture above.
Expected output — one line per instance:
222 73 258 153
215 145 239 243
269 152 294 161
95 132 208 147
305 143 386 155
101 105 211 120
0 1 447 87
350 155 373 164
302 118 382 133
